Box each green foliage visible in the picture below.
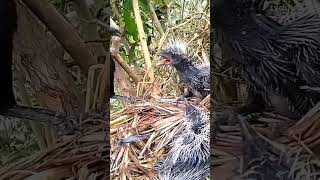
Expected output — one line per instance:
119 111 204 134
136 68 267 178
122 0 152 43
123 10 139 41
156 0 167 6
110 0 209 111
139 0 150 12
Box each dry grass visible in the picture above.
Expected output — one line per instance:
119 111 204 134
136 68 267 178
109 8 210 179
212 103 320 180
0 115 108 180
212 1 320 179
110 97 210 179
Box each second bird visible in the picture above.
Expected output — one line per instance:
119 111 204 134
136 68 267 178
213 0 320 118
157 40 210 100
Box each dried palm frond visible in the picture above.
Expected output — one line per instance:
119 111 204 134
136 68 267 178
0 115 108 180
110 98 210 179
212 106 320 180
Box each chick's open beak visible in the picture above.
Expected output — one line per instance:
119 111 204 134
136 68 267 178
156 56 172 66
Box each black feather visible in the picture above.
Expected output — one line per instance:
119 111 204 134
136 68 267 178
213 0 320 117
239 117 291 180
158 41 210 99
156 105 210 179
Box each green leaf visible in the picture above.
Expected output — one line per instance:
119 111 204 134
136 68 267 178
139 0 149 12
123 11 139 41
156 0 167 6
123 0 133 11
123 0 139 41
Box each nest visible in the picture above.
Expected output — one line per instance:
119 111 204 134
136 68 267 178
110 97 210 179
212 103 320 179
212 1 320 179
0 115 108 180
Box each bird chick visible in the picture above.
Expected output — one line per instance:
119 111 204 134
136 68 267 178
156 104 210 180
213 0 320 118
238 117 291 180
239 115 320 180
157 40 210 100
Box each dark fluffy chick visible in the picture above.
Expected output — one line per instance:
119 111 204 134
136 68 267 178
213 0 320 118
239 117 291 180
155 105 210 180
157 40 209 99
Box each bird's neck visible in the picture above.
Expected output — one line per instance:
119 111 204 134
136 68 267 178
174 59 197 74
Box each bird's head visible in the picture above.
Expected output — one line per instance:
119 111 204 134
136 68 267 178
213 0 263 28
185 105 209 135
157 40 190 67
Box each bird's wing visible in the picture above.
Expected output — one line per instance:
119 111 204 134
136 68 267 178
196 66 210 89
233 38 298 92
273 13 320 87
234 34 320 116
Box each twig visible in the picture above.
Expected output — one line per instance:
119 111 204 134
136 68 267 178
132 0 158 96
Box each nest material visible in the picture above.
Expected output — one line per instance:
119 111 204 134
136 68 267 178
212 1 320 179
0 115 108 180
110 97 210 179
212 103 320 180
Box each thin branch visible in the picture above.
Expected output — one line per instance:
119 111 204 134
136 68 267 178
22 0 97 74
146 0 164 36
111 36 143 85
132 0 159 96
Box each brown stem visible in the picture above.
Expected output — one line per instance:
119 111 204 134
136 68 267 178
111 35 143 85
132 0 158 96
146 0 164 36
112 53 142 85
22 0 97 74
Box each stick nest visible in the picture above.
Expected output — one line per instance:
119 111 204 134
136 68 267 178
213 103 320 180
0 115 108 180
110 97 210 179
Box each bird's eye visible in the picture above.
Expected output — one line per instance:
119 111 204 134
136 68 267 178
192 125 202 134
194 129 201 134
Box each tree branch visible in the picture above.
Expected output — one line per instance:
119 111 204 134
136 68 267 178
22 0 97 74
132 0 158 96
111 36 143 84
146 0 164 36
